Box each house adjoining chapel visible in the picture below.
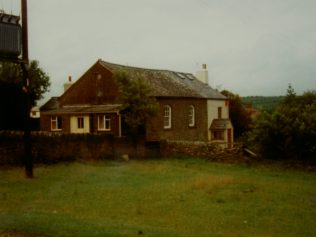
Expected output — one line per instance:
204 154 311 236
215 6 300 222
40 59 234 148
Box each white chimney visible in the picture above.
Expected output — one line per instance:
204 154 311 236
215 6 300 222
64 76 73 92
196 64 209 84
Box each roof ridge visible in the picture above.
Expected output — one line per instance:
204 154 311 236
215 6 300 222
99 59 193 75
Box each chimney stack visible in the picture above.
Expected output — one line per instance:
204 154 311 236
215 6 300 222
64 75 73 92
196 64 209 84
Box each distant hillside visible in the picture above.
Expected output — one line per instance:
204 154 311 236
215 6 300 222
241 96 284 111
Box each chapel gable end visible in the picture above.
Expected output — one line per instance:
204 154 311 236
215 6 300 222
59 61 120 106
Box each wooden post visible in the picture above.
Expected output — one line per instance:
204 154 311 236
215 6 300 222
21 0 33 178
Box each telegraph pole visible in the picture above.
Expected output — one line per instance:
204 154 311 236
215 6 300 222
22 0 29 63
21 0 33 178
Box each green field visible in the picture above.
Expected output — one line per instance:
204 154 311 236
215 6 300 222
1 158 315 237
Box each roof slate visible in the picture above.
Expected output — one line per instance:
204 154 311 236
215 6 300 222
99 60 226 100
40 97 59 111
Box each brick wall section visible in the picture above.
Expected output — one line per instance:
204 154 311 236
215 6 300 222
59 62 119 106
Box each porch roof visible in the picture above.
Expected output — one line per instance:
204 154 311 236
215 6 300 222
210 119 232 130
41 104 122 115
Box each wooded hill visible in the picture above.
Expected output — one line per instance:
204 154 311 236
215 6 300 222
241 96 284 111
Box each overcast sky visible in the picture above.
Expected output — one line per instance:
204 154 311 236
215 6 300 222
2 0 316 103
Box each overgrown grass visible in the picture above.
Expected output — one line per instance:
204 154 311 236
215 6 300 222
1 158 315 237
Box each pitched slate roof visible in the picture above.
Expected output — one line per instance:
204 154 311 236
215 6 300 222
40 97 59 111
99 60 226 100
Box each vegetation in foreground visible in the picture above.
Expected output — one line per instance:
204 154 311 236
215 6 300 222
1 158 315 237
247 86 316 161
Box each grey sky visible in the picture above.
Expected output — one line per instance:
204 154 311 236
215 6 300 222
2 0 316 103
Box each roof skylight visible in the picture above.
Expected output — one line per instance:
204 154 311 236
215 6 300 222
185 74 195 80
175 72 186 79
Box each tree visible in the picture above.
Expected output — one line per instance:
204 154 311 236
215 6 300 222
221 90 252 138
113 70 159 139
0 60 50 130
247 85 316 161
0 60 50 105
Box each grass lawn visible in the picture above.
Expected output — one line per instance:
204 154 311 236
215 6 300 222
0 158 315 237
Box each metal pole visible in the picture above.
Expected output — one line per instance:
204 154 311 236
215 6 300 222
21 0 33 178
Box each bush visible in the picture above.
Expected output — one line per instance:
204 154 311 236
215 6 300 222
247 86 316 161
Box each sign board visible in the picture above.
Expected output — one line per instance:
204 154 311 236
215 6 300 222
0 13 22 59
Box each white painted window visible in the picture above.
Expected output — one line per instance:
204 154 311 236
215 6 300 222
189 105 195 127
51 116 62 131
163 105 172 129
98 114 111 131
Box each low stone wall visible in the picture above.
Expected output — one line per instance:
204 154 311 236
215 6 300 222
0 132 146 165
0 132 245 166
161 140 245 163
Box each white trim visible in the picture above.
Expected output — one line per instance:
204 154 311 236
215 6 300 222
97 114 111 131
189 105 195 127
163 105 172 129
51 116 62 131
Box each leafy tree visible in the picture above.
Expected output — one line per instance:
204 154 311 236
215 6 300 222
221 90 252 138
113 70 159 138
0 60 50 130
0 60 50 105
247 85 316 161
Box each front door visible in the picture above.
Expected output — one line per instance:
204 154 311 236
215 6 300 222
70 116 90 133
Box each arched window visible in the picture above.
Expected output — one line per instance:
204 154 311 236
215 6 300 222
163 105 172 129
189 105 195 127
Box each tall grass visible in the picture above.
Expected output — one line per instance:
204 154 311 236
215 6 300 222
1 158 315 237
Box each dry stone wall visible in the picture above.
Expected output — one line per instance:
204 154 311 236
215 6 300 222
0 132 245 166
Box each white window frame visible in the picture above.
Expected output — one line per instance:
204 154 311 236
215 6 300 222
51 116 62 131
189 105 195 127
98 114 111 131
163 105 172 129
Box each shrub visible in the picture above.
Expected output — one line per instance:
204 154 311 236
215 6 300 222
247 86 316 161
